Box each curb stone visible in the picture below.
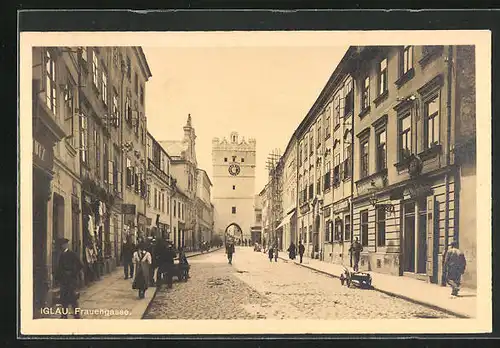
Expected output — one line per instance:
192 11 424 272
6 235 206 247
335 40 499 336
277 255 471 319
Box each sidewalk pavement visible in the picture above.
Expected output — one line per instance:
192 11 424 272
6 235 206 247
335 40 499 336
278 254 476 318
43 247 222 320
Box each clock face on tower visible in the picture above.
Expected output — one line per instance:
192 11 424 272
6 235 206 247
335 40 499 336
228 164 241 176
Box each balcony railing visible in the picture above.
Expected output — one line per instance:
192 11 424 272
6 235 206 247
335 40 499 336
148 158 171 186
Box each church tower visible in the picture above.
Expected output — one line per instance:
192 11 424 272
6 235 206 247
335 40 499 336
212 132 256 243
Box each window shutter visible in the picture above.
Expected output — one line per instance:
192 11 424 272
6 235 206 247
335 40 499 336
339 95 345 119
108 160 114 186
340 161 344 181
117 171 122 193
126 168 131 186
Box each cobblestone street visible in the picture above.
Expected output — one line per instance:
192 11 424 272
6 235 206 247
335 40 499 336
144 247 457 320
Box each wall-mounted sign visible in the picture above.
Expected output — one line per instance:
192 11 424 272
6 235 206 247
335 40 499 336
332 199 350 214
355 172 387 197
121 204 136 215
323 206 331 217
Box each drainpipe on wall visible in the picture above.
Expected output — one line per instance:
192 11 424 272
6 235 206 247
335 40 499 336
349 77 355 269
119 51 127 248
442 45 454 286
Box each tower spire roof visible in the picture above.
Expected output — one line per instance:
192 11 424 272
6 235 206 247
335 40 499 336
185 113 192 128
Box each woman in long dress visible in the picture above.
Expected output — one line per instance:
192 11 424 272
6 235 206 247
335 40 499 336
132 243 152 299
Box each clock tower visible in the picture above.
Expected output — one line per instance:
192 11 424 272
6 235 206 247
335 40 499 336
212 132 256 243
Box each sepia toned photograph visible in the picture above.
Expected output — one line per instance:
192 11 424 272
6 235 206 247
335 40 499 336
19 30 491 335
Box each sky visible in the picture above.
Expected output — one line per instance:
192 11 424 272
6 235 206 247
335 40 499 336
143 45 348 194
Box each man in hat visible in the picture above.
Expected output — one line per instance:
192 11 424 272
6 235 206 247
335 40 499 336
226 240 235 265
444 241 467 296
55 238 83 319
121 235 135 280
349 237 363 272
162 241 177 288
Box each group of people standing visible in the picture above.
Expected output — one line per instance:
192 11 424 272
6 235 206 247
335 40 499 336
121 235 188 299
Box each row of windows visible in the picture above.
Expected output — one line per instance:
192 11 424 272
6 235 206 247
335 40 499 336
125 157 147 198
297 79 354 165
297 154 352 205
146 136 170 175
298 207 386 248
146 186 186 219
224 156 245 163
360 46 417 112
83 48 147 145
358 92 440 179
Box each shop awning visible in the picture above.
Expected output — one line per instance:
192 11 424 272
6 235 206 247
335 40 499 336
277 210 296 229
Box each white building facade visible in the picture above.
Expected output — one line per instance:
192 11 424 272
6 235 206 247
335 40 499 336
212 132 256 243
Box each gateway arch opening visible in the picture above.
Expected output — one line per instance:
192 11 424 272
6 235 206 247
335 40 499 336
225 223 243 245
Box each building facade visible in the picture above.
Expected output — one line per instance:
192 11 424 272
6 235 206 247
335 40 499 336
160 114 198 251
259 185 271 247
212 132 256 243
348 45 476 288
31 46 152 314
196 169 214 245
251 194 263 244
119 47 152 247
280 137 298 250
146 132 175 240
32 47 75 314
256 45 476 289
295 63 354 260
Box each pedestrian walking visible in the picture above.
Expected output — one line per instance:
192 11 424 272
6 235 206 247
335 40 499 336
349 237 363 272
178 246 190 279
55 238 83 319
443 241 467 297
226 241 235 265
287 242 297 260
121 235 135 280
132 243 152 299
274 245 279 262
298 241 305 264
146 237 156 286
163 242 176 288
153 238 168 285
268 246 274 262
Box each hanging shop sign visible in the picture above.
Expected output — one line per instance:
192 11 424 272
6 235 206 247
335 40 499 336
137 213 148 226
300 203 310 215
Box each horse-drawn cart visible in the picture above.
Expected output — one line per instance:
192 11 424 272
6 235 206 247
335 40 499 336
339 266 372 289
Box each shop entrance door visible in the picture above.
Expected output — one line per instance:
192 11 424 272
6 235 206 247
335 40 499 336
403 202 416 273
